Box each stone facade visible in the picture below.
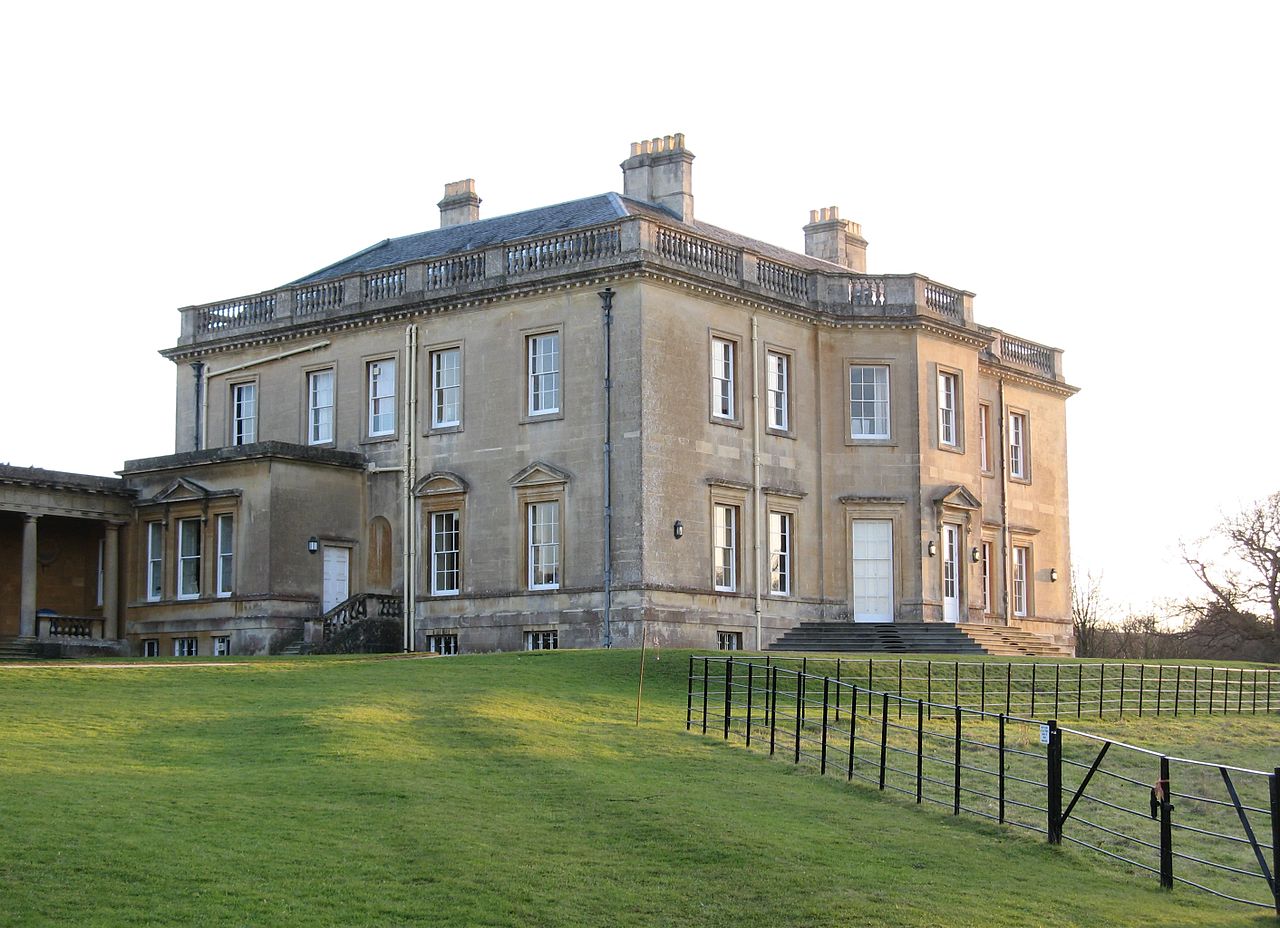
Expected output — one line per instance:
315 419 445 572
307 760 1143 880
0 134 1077 655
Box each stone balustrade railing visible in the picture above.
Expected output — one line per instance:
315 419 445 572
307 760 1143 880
985 329 1063 380
178 216 1061 383
38 616 106 640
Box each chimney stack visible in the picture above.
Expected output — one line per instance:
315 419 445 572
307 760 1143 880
438 179 481 228
621 133 694 222
803 206 868 272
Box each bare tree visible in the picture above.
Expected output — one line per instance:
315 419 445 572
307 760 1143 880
1179 492 1280 661
1071 569 1106 657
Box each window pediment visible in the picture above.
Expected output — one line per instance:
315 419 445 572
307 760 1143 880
509 461 570 489
142 477 240 506
414 471 470 497
934 484 982 511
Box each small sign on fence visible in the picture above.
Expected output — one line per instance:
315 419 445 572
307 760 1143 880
1039 724 1051 745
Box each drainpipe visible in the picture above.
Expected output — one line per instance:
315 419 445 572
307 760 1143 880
190 362 205 451
599 287 614 648
402 324 418 652
998 379 1012 625
751 314 763 650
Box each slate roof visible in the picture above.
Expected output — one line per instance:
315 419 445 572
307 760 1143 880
288 193 842 287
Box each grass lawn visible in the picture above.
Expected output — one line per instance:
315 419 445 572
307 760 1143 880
0 649 1276 927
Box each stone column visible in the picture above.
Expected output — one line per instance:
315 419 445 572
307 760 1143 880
19 514 38 638
103 523 120 639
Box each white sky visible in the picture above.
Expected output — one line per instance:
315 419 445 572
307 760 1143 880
1 2 1276 613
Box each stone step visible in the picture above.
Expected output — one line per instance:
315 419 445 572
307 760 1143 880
0 638 42 660
770 622 1068 657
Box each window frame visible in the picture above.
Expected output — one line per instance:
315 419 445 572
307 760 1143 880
176 517 202 601
978 403 992 474
212 635 231 657
429 345 463 431
426 633 459 655
764 348 793 435
142 638 159 658
1012 544 1031 617
981 540 994 615
526 500 561 591
525 331 562 419
306 367 336 446
174 637 198 657
712 502 739 593
848 363 891 442
430 509 461 596
709 334 738 424
717 630 743 651
937 369 960 449
231 380 257 446
215 513 234 598
145 521 164 602
767 509 793 597
366 356 398 439
1009 410 1031 481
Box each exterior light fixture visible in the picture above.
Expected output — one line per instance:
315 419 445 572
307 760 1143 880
927 540 937 557
971 547 981 563
307 536 319 555
1050 568 1059 582
674 520 683 539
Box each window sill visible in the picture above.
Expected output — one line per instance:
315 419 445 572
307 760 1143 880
520 411 564 425
360 434 399 447
764 427 796 441
709 416 744 430
428 423 463 436
939 443 965 455
845 437 896 448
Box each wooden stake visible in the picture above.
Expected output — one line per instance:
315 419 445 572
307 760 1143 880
635 624 648 726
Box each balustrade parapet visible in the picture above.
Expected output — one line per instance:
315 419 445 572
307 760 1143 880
176 216 998 349
984 327 1065 382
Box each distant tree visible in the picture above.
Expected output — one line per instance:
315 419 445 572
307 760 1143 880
1178 492 1280 661
1071 569 1107 657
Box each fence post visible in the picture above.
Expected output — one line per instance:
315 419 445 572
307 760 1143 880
953 709 962 815
723 660 734 740
1119 663 1126 719
1174 665 1181 716
1252 669 1258 714
769 667 778 756
1054 663 1060 719
1099 664 1105 718
1138 664 1145 717
868 658 874 717
1269 768 1279 916
1238 668 1245 713
1269 670 1273 714
915 699 924 803
701 657 709 734
834 659 841 723
794 672 804 764
899 658 904 719
998 713 1006 824
686 655 694 730
1005 663 1012 716
878 693 889 790
745 663 754 747
1031 663 1037 718
928 662 934 720
847 686 859 781
1077 664 1083 719
954 660 960 709
1156 665 1164 716
981 662 987 713
821 677 830 775
1159 756 1173 890
1047 720 1062 844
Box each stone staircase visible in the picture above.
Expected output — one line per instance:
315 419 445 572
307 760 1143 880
769 622 1068 656
0 637 44 661
954 623 1072 657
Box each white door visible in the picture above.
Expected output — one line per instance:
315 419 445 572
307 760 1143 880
942 524 961 622
852 520 894 622
322 546 350 612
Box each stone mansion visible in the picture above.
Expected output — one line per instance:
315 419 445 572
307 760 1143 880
0 134 1077 657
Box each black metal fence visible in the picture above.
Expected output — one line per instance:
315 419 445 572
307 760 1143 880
753 654 1279 720
687 655 1279 915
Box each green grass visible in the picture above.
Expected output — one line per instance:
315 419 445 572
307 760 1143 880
0 650 1275 927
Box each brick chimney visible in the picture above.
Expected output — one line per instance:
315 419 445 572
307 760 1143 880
621 134 694 222
438 179 481 227
803 207 868 272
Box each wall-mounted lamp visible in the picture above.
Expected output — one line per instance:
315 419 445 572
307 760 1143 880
1050 568 1059 583
307 536 319 555
971 547 981 563
927 540 937 557
674 520 683 539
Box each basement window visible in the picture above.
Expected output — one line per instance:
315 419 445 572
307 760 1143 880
717 631 743 651
142 639 159 658
174 637 198 657
426 634 458 655
525 630 558 651
212 636 231 656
